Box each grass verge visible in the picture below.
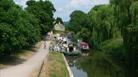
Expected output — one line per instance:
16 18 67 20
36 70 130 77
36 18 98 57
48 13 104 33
40 52 69 77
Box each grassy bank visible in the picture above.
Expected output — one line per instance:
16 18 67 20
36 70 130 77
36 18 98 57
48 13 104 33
40 52 69 77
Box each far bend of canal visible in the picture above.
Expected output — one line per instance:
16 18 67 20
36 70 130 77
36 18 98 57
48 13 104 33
65 55 93 77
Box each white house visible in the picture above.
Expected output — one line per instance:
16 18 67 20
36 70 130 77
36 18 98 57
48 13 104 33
54 22 65 32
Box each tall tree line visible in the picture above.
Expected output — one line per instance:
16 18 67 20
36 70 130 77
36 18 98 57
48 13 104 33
66 5 117 48
111 0 138 77
0 0 55 55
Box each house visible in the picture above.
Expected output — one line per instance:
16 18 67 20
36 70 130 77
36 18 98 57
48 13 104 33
54 22 65 32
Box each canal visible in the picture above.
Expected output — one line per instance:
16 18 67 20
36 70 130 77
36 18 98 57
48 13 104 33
66 55 93 77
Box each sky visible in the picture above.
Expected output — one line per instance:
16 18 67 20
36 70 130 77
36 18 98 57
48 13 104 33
14 0 109 21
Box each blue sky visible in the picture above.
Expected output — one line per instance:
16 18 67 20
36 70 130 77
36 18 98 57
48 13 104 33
14 0 109 21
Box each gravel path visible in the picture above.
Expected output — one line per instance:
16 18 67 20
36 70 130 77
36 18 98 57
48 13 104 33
0 41 49 77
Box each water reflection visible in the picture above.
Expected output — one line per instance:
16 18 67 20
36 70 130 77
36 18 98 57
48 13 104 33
66 56 90 77
70 65 88 77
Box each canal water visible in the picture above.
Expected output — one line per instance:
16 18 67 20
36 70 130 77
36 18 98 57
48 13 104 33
66 56 93 77
70 65 88 77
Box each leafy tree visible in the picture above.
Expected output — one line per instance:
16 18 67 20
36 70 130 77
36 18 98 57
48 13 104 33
68 10 92 33
67 10 92 45
130 2 138 25
74 28 91 42
26 0 56 35
0 0 40 55
88 5 117 42
111 0 138 77
0 0 56 55
55 17 63 24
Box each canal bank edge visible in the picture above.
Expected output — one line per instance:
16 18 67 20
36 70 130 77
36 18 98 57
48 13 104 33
63 54 74 77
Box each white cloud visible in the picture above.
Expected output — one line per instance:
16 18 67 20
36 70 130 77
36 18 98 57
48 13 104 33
68 0 109 8
57 8 64 12
14 0 28 7
70 0 92 8
91 0 109 5
53 0 93 21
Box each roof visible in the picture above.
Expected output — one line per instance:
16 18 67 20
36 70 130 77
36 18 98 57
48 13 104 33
54 23 65 31
79 41 90 50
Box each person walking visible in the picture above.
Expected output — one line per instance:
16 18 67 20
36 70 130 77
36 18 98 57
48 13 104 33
44 36 47 49
44 41 47 49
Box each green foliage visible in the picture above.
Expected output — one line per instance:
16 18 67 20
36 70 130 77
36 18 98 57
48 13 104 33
111 0 138 77
67 5 118 48
67 10 92 46
0 0 41 55
26 0 55 35
130 2 138 25
55 17 63 24
74 28 91 42
88 5 118 42
68 10 92 33
0 0 55 55
79 38 125 77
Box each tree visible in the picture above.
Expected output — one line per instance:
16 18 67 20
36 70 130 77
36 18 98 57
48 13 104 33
55 17 63 24
67 10 92 45
68 10 92 33
0 0 40 55
88 5 117 43
26 0 56 35
75 28 91 42
111 0 138 77
130 2 138 25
